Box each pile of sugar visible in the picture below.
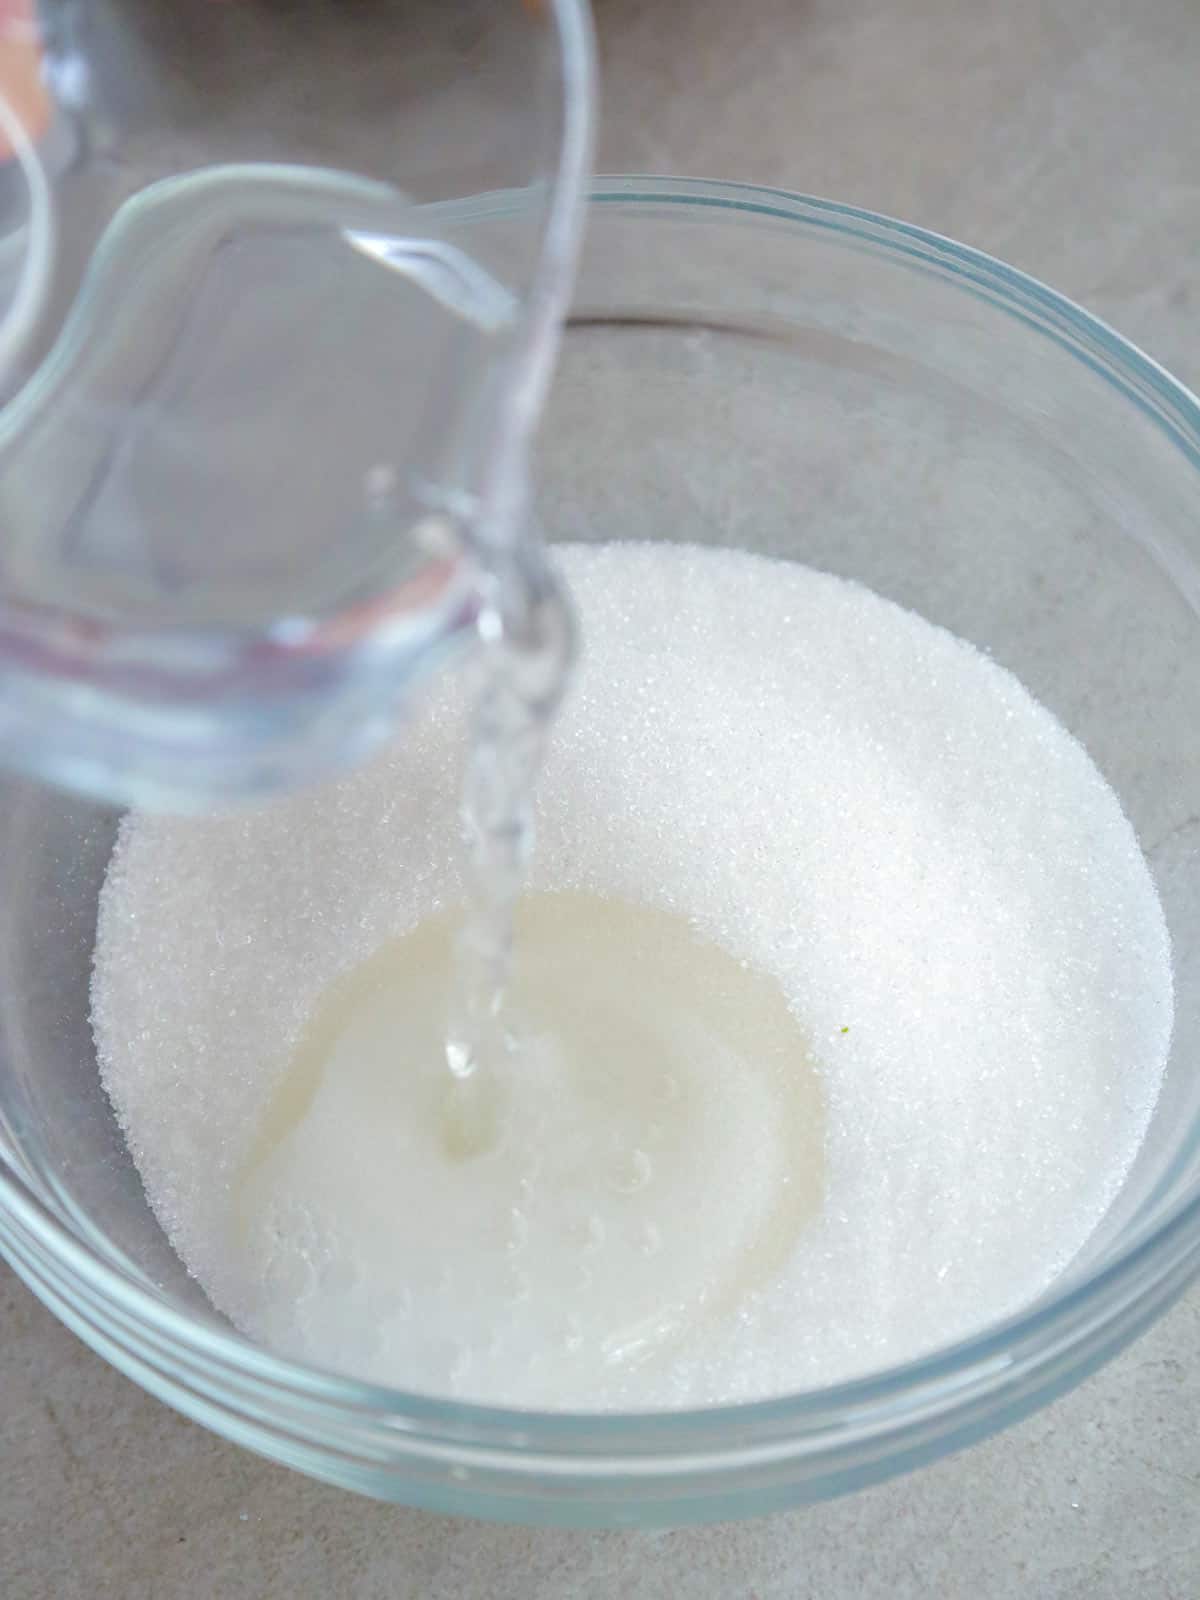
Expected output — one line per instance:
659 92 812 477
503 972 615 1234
92 542 1173 1408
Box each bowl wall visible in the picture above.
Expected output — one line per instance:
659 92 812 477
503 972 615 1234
3 180 1200 1524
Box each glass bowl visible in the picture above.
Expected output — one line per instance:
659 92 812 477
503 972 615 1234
3 177 1200 1527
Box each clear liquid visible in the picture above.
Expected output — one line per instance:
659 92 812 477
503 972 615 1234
442 541 575 1152
0 163 516 624
233 891 825 1389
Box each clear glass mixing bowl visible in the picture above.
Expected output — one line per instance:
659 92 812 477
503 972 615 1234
3 178 1200 1527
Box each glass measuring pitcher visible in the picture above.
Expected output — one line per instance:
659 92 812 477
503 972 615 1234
0 0 594 808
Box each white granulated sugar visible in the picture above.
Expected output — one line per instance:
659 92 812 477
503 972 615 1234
92 542 1173 1408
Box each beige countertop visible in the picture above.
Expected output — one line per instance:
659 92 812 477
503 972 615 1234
5 2 1200 1595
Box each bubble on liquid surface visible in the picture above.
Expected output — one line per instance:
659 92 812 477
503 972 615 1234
610 1147 653 1196
641 1223 663 1259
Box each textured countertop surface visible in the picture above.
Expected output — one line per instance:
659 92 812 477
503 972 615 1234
5 2 1200 1595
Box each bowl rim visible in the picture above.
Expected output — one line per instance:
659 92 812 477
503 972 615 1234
4 173 1200 1509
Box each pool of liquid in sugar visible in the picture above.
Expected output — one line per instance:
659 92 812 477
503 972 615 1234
231 890 826 1399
